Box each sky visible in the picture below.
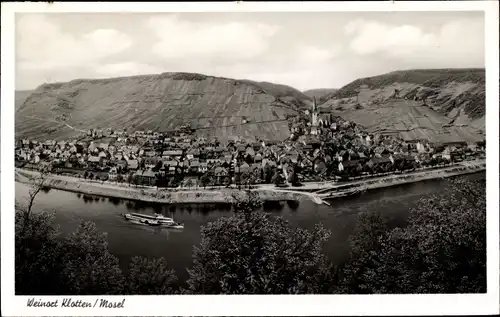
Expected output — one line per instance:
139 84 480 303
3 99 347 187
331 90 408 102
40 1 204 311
15 11 485 91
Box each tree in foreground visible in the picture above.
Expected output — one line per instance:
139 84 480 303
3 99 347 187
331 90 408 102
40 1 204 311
187 191 335 294
16 170 179 295
59 221 125 294
341 177 486 294
125 257 178 294
15 209 63 294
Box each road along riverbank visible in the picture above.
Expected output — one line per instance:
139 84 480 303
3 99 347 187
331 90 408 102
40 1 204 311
15 159 485 205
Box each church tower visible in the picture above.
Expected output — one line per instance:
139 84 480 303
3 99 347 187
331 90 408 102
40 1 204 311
311 97 319 135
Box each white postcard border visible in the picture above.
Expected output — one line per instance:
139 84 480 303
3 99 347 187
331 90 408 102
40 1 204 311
1 1 499 316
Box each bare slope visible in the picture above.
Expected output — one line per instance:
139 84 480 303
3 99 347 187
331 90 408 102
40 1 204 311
320 69 485 143
303 88 338 100
15 90 33 110
16 72 311 141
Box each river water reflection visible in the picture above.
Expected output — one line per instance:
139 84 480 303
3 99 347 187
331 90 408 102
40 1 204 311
15 172 485 283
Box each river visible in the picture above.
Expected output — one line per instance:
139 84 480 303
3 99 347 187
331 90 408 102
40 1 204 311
15 172 485 284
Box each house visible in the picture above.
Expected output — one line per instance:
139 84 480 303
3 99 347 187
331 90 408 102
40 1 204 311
97 143 109 151
314 160 327 174
391 154 406 165
162 150 183 160
186 149 200 160
405 154 417 163
374 146 386 156
98 151 107 159
117 160 128 170
223 154 233 164
342 160 360 173
207 158 222 165
238 162 251 174
245 147 255 158
261 158 276 169
467 142 478 151
108 167 118 181
199 162 209 173
250 163 262 175
127 159 139 170
302 144 313 152
145 151 156 157
88 155 100 168
214 167 229 184
144 157 158 169
134 169 156 186
88 142 97 153
357 152 368 162
162 159 178 167
162 160 178 175
252 142 262 151
339 150 349 161
368 156 392 172
416 142 426 153
189 160 200 173
236 145 246 153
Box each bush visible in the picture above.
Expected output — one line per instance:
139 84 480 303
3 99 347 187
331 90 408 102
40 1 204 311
186 193 335 294
16 209 178 295
339 177 486 293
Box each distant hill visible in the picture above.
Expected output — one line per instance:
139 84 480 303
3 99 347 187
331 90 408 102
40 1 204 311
15 90 33 110
319 68 485 143
15 72 312 141
303 88 338 100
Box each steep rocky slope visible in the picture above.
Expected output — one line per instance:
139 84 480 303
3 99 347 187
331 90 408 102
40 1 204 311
319 69 486 143
16 72 311 141
303 88 338 100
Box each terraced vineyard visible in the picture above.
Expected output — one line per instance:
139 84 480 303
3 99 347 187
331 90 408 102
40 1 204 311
15 73 311 141
331 99 483 143
320 68 486 143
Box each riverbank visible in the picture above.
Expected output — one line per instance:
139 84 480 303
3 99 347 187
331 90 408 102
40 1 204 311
16 168 303 204
15 159 485 205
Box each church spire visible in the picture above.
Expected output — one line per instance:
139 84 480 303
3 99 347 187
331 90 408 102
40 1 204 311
312 97 317 113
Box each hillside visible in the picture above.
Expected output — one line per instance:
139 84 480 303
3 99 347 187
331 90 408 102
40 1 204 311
319 68 485 143
16 72 312 141
15 90 33 110
303 88 338 100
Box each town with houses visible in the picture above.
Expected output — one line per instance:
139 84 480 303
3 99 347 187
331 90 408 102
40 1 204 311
15 100 486 189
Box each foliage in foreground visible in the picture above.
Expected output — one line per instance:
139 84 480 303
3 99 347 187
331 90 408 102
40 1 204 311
15 209 177 295
187 192 334 294
340 177 486 294
15 177 486 295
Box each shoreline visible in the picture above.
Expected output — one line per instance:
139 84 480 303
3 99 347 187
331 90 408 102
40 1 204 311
15 160 485 205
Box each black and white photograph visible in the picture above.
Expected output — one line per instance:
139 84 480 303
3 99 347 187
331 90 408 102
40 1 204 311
2 1 499 316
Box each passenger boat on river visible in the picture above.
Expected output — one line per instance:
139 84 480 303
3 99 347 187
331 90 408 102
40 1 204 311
122 212 184 229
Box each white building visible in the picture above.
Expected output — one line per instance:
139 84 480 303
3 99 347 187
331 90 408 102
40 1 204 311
310 97 319 135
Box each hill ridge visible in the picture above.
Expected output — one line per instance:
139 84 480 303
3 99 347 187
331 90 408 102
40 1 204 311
16 71 311 141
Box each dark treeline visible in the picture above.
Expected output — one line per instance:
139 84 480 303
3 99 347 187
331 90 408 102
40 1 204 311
15 176 486 295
